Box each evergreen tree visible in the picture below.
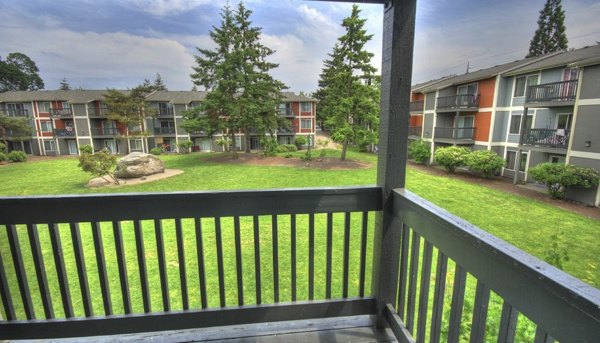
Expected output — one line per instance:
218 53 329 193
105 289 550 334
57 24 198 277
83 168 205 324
0 115 31 147
314 5 379 161
526 0 568 57
59 78 71 90
184 2 286 153
153 73 167 91
0 52 44 92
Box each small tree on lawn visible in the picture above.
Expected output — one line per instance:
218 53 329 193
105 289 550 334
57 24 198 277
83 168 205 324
434 146 470 174
466 150 505 178
78 148 119 185
408 139 431 164
528 163 600 199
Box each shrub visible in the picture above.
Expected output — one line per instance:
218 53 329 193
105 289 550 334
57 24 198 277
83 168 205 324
261 138 278 157
300 148 312 161
408 139 431 164
150 147 163 155
78 148 119 184
0 142 6 153
434 146 470 173
8 150 27 162
529 163 600 199
282 144 297 152
0 152 6 162
284 153 293 158
465 150 505 178
79 144 93 154
177 141 194 154
317 139 329 158
294 136 307 149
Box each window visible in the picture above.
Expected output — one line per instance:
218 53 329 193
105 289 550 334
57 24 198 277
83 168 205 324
130 139 143 151
38 102 51 113
513 75 539 97
301 119 311 129
506 151 527 171
61 101 71 109
550 156 565 164
40 121 52 132
301 102 312 112
457 83 477 95
278 103 291 116
43 140 56 151
509 114 532 134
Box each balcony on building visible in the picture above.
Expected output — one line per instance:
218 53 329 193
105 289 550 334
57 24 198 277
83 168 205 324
520 128 570 152
435 94 479 112
0 108 29 117
407 126 422 139
50 107 73 118
525 80 578 107
277 125 296 134
87 106 108 117
157 106 174 117
409 100 423 113
91 127 122 137
433 126 476 144
278 106 296 118
154 126 176 135
53 128 76 138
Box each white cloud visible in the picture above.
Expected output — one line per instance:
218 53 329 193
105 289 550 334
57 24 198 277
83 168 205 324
120 0 212 17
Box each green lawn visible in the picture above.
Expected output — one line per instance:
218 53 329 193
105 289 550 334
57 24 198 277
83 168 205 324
0 151 598 340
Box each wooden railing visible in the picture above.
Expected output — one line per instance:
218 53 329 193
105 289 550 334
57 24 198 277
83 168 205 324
408 126 422 137
53 129 76 137
157 107 174 117
91 127 122 136
0 108 29 117
154 127 176 134
50 108 73 118
434 127 475 140
436 94 479 110
526 80 578 104
409 100 424 112
521 128 570 149
87 106 108 116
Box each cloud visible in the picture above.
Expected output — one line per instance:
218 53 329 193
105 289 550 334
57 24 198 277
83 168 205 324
120 0 212 17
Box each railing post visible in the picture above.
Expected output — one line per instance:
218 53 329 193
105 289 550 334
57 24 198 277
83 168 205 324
513 107 528 185
372 0 417 328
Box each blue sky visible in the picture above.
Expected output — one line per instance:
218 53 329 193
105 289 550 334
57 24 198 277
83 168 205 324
1 0 599 92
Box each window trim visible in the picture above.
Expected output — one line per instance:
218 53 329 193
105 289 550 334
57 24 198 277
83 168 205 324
513 74 539 97
43 140 57 151
300 118 312 130
40 121 53 132
301 102 312 113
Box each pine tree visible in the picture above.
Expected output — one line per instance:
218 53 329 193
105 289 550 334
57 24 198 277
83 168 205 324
526 0 568 57
153 73 167 91
59 78 71 90
314 5 379 161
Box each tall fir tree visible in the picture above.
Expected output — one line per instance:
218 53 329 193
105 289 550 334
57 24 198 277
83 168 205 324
59 78 71 90
314 5 379 161
184 2 286 154
153 73 167 91
526 0 568 57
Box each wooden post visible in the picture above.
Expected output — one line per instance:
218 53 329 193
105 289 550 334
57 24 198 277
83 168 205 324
513 107 528 184
372 0 417 327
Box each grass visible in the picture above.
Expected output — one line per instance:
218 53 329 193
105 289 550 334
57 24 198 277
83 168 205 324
0 150 598 340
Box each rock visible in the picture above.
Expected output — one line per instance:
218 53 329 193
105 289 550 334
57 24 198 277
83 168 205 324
114 152 164 178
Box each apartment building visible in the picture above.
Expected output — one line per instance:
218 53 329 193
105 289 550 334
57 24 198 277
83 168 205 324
410 45 600 206
0 90 317 155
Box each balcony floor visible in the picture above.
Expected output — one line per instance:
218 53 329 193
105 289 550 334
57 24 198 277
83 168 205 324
18 315 397 343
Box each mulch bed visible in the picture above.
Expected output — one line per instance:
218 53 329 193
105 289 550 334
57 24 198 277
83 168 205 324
206 153 371 170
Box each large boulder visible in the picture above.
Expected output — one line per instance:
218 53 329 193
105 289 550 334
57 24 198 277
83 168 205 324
114 152 164 178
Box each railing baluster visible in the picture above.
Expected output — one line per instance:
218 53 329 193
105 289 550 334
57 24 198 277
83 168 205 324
359 211 368 297
154 219 170 311
325 213 333 299
48 223 73 318
290 214 297 302
253 216 261 305
342 212 351 298
7 225 35 319
234 216 244 306
113 221 131 314
470 281 490 343
397 223 410 318
416 241 433 343
406 231 421 332
215 217 225 307
430 252 448 343
91 222 112 315
194 218 207 309
533 327 555 343
272 215 279 303
27 224 54 319
69 223 92 317
133 221 150 313
308 213 315 300
447 265 467 343
497 301 518 343
0 247 16 320
175 218 188 310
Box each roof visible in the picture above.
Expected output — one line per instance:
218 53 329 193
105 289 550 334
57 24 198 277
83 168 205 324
280 91 317 102
411 75 455 92
0 90 127 103
503 45 600 76
145 91 207 104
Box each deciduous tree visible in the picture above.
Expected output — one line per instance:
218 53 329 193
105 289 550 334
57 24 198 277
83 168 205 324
0 52 44 92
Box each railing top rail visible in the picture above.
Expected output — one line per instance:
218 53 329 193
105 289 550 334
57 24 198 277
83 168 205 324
529 79 578 87
392 188 600 342
0 186 382 224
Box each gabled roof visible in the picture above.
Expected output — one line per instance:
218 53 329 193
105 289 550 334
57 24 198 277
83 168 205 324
145 91 207 104
0 90 126 103
503 45 600 76
411 75 455 92
280 91 317 102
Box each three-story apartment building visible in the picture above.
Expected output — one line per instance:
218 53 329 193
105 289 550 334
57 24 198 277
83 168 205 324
0 90 317 156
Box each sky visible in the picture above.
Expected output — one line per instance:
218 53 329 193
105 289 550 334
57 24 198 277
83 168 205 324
1 0 599 93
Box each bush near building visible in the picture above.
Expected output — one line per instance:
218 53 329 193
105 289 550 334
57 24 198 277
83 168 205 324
529 162 600 199
408 139 431 164
7 150 27 162
466 150 505 178
434 146 470 174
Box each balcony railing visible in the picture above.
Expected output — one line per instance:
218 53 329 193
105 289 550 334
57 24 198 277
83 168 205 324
87 106 108 116
520 128 570 149
408 126 422 137
50 108 73 118
409 100 423 112
434 126 476 140
157 107 174 117
0 187 598 341
277 125 296 134
91 127 122 136
154 127 176 135
526 80 578 104
278 108 296 117
436 94 479 110
53 129 76 137
0 108 29 117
